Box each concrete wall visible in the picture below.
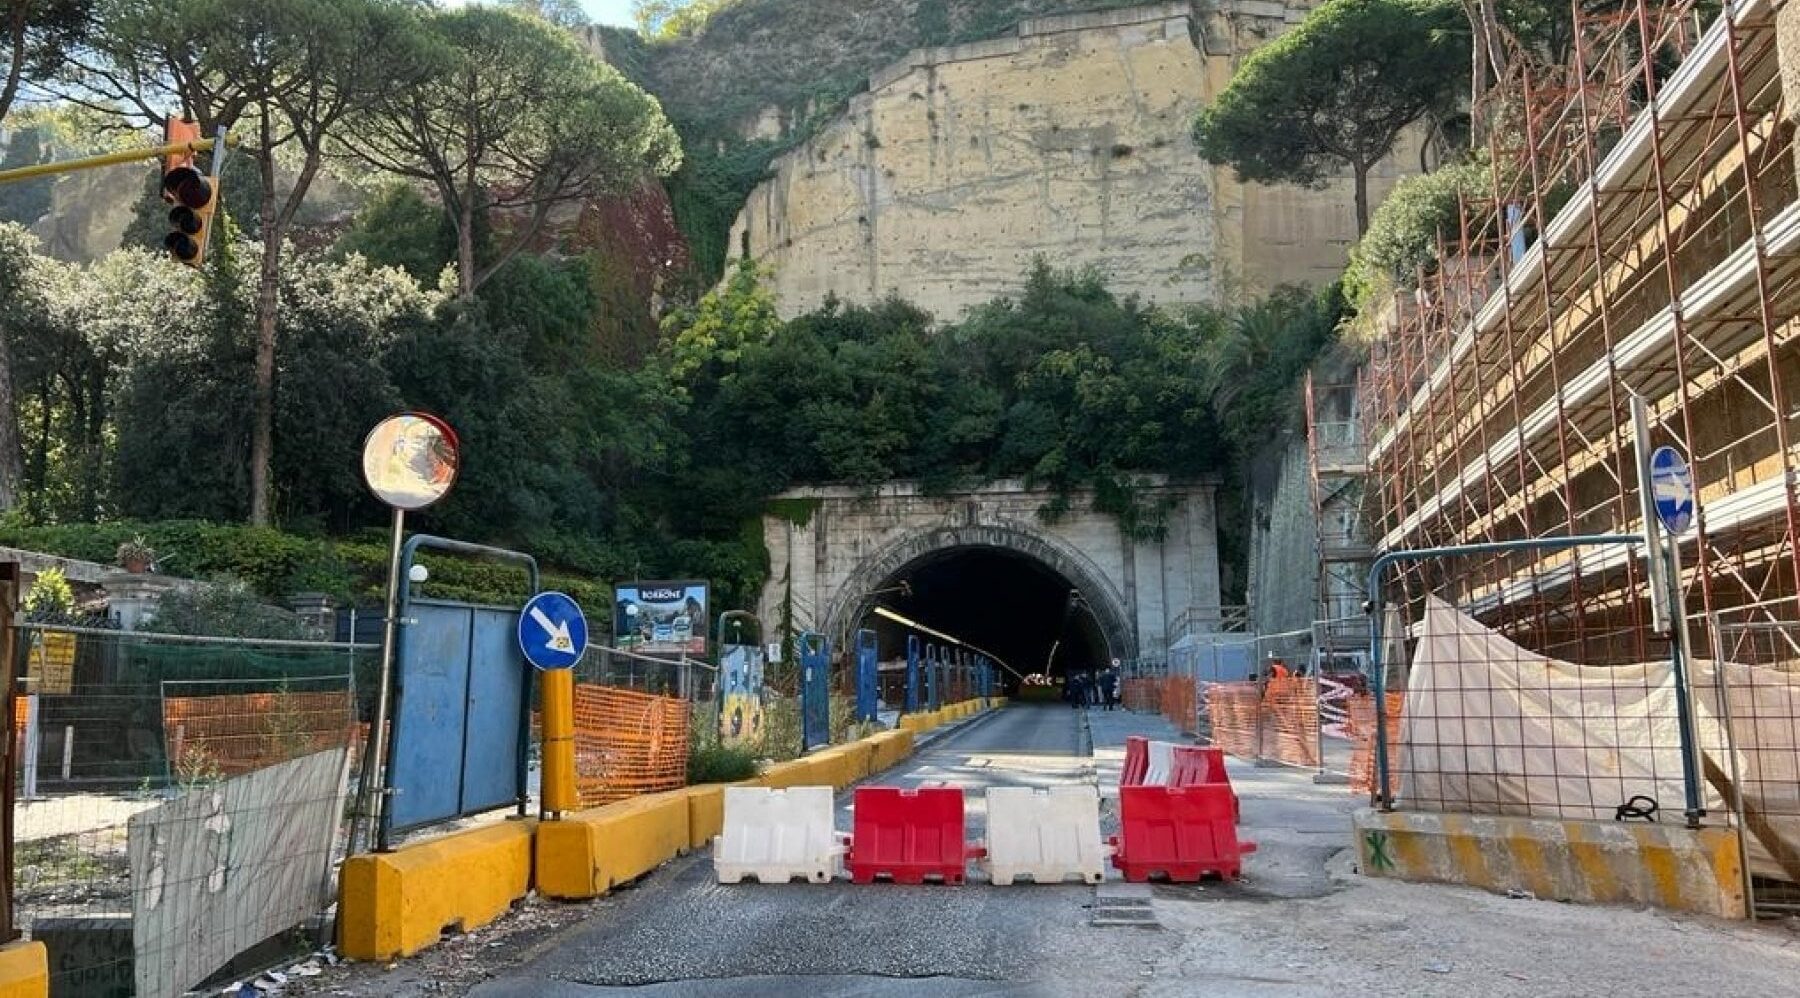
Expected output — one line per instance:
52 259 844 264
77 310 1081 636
1780 0 1800 192
758 478 1222 658
728 1 1419 319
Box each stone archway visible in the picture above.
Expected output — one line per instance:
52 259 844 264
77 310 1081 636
820 522 1136 667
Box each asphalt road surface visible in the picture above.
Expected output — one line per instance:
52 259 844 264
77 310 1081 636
303 703 1800 998
469 704 1174 998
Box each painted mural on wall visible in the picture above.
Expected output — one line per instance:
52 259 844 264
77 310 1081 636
717 644 766 749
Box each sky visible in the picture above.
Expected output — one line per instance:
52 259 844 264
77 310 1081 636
578 0 637 27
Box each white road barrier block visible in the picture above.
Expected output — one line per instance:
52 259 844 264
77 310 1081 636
983 786 1108 886
1144 741 1175 786
714 786 846 885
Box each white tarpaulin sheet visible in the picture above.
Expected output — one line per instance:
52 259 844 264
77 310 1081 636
1399 597 1800 880
129 747 349 998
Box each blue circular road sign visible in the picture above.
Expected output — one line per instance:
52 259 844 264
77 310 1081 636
1649 446 1695 535
519 591 588 670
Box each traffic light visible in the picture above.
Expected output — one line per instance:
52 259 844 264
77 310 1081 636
161 118 217 267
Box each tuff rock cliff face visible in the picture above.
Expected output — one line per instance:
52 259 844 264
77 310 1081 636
718 1 1421 320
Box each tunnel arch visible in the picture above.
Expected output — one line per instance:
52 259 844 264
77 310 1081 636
821 523 1136 673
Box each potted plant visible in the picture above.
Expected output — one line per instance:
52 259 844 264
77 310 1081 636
116 536 156 573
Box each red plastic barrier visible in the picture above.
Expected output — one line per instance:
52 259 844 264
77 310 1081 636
1170 745 1238 821
846 787 982 885
1110 785 1256 883
1168 745 1228 787
1122 736 1149 787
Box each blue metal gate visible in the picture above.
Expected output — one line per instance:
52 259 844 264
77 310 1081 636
854 629 879 722
381 537 534 845
799 632 831 751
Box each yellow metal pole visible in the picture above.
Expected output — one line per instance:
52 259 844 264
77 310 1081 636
0 136 228 186
540 668 579 816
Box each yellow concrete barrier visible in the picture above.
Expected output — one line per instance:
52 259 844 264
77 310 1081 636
1353 809 1745 918
811 742 873 788
0 940 47 998
865 729 914 771
749 756 826 789
537 792 689 900
684 784 725 849
339 820 535 961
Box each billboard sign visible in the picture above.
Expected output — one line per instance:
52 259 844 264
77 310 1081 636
614 581 708 657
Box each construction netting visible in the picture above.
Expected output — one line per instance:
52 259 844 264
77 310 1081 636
1395 597 1800 885
161 688 357 779
1120 676 1160 713
1346 692 1404 798
571 684 690 806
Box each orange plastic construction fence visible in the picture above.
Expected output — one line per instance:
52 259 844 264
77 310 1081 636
1347 692 1405 797
1159 676 1197 733
1121 677 1161 713
1204 682 1260 759
1261 676 1320 768
163 691 355 778
572 684 689 806
1201 680 1321 768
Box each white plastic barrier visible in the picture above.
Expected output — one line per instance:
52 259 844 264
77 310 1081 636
1144 740 1175 786
714 786 846 885
983 786 1108 886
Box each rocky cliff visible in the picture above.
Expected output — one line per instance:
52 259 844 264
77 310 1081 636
714 1 1420 319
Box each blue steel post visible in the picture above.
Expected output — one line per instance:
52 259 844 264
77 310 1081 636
905 635 921 713
1366 535 1648 812
855 628 879 722
798 631 831 753
925 645 939 710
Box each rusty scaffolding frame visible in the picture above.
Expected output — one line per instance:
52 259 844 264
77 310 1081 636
1364 0 1800 665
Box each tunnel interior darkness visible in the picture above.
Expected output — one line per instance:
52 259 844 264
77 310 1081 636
857 546 1112 690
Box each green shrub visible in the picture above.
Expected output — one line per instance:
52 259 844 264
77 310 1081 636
146 576 312 640
1344 155 1490 311
23 567 74 615
0 518 609 612
687 743 760 784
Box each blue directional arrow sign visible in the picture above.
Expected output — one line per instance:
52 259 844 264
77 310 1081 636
518 591 588 671
1649 446 1695 535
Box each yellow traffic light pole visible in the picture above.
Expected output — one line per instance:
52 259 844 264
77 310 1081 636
0 133 234 186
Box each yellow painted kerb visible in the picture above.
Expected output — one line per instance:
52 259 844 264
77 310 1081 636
339 820 535 962
0 940 47 998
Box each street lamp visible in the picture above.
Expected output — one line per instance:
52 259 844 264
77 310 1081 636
870 605 1022 683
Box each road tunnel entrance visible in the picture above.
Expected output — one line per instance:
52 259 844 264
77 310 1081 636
855 546 1115 692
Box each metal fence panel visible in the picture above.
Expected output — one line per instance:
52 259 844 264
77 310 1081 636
384 602 470 833
460 607 529 817
384 601 526 837
12 625 371 995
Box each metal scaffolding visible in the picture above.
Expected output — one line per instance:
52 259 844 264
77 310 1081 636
1304 372 1372 671
1363 0 1800 665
